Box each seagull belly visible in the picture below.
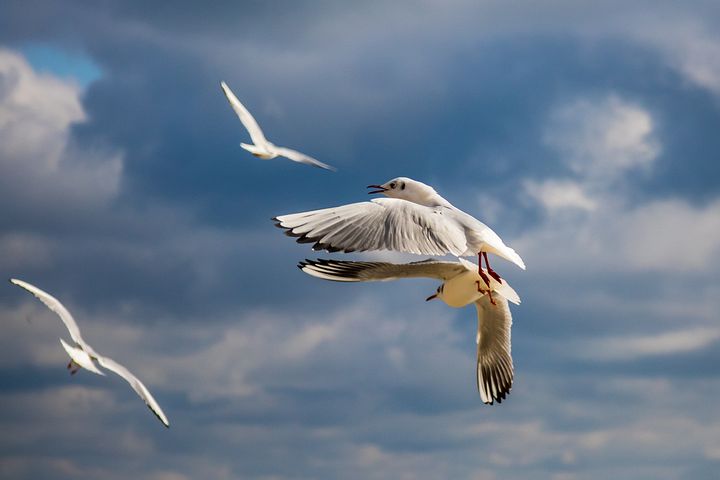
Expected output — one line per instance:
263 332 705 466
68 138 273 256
59 339 104 375
240 143 275 159
441 272 483 308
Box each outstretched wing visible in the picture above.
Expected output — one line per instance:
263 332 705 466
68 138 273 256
299 258 468 282
273 146 336 171
95 354 170 428
475 294 514 405
275 198 468 256
10 279 96 354
220 81 269 147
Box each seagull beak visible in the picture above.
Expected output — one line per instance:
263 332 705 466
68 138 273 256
425 293 438 302
367 184 386 195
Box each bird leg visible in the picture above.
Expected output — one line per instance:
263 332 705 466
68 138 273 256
477 253 492 288
475 280 496 306
482 252 503 284
67 360 80 375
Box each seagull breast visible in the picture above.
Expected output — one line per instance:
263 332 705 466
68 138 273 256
440 271 485 308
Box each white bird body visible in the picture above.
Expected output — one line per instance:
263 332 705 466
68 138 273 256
9 278 170 428
220 81 336 171
240 142 275 159
59 338 105 375
298 257 519 404
275 177 524 270
440 268 488 308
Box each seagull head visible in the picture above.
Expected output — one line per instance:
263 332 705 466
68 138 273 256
367 177 440 205
425 284 444 302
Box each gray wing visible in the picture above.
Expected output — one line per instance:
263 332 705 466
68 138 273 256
475 294 514 405
298 258 468 282
274 198 468 256
95 355 170 428
273 146 337 171
220 81 269 147
9 279 96 354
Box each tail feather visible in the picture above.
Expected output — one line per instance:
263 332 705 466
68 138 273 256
503 246 526 270
485 244 525 270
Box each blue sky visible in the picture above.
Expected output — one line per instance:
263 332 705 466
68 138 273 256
1 1 720 479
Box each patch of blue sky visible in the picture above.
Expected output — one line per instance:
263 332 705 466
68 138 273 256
20 43 101 87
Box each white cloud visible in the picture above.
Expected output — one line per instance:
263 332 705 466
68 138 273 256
543 94 660 179
577 327 720 361
0 48 122 218
516 196 720 274
630 19 720 97
283 322 341 360
516 92 720 274
523 179 596 212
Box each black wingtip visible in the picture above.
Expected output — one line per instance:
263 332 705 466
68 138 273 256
272 222 355 255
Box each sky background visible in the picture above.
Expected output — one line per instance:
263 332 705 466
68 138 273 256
1 1 720 479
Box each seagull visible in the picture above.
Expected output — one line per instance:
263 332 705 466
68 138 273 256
298 257 520 404
9 279 170 428
274 177 524 286
220 81 336 171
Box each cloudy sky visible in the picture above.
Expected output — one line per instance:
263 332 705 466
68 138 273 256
1 1 720 478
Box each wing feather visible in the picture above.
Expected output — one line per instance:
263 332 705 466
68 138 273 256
272 146 336 171
275 199 468 256
220 81 269 147
475 294 514 405
95 355 170 428
9 279 96 354
298 258 468 282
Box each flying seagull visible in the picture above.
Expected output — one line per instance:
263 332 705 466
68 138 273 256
275 177 524 286
298 258 520 404
9 278 170 428
220 81 336 171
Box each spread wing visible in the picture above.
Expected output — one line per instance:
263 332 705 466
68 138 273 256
475 294 514 405
272 146 336 171
220 81 269 147
10 279 96 354
274 198 468 256
298 258 468 282
95 354 170 428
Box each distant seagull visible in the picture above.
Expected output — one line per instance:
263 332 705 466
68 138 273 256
9 279 170 428
220 81 336 171
299 257 520 404
275 177 524 286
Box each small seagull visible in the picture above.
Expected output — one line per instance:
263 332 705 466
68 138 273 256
220 81 336 171
9 278 170 428
298 258 520 404
275 177 524 286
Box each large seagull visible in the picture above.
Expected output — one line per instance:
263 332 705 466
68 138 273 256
275 177 524 286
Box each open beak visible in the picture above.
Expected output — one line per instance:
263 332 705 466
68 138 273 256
425 293 438 302
367 184 386 195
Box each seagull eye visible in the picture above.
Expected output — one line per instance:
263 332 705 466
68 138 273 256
390 182 396 189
